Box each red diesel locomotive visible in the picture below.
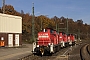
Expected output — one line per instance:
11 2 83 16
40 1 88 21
32 28 75 55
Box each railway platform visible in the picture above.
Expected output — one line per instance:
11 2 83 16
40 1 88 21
0 44 32 60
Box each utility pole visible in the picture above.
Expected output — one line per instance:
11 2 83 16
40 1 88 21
66 17 68 34
55 18 58 31
78 29 80 40
41 19 42 30
56 24 57 31
32 3 35 42
2 0 5 13
41 15 42 30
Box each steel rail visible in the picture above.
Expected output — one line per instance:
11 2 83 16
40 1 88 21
80 44 90 60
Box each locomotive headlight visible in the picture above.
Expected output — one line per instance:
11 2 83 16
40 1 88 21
37 45 39 47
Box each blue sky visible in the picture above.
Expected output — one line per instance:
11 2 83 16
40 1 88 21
0 0 90 24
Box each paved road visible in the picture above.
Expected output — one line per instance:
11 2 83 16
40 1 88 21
0 44 32 60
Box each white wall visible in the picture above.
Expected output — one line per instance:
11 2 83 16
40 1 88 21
0 13 22 33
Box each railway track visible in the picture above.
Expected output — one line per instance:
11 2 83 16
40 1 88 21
18 54 39 60
18 42 90 60
18 46 72 60
80 44 90 60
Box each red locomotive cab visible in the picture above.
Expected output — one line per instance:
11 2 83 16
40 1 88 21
59 32 63 43
70 34 75 42
63 34 67 42
53 30 59 44
67 34 71 42
56 34 59 44
53 35 57 45
50 30 58 45
46 29 50 35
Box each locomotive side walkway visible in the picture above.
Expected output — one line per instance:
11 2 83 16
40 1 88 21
0 44 32 60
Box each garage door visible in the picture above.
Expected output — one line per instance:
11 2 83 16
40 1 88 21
15 34 19 46
8 34 13 47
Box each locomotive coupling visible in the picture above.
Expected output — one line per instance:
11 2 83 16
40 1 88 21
40 48 44 55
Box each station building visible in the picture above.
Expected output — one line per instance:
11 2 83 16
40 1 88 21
0 13 22 47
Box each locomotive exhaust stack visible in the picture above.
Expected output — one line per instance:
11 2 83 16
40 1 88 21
43 29 45 32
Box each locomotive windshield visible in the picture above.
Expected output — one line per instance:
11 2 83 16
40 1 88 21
45 29 54 33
